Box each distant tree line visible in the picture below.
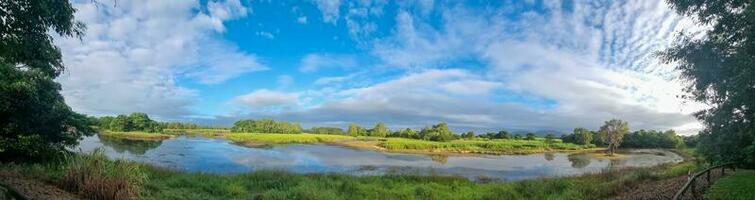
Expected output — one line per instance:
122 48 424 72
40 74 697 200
621 130 683 148
159 122 201 129
96 113 163 133
559 121 686 151
306 127 345 135
476 131 541 141
231 119 302 134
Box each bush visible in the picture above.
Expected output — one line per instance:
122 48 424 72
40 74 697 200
308 127 345 135
59 149 147 200
231 119 302 134
621 130 682 148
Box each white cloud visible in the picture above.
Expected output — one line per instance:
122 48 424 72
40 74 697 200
314 0 341 24
55 0 263 118
298 53 356 73
255 31 275 39
277 75 295 87
285 0 707 134
297 16 308 24
235 90 300 108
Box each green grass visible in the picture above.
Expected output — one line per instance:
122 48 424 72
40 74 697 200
138 159 697 200
381 138 595 154
100 131 172 140
225 133 354 144
221 133 596 154
162 128 231 137
706 170 755 200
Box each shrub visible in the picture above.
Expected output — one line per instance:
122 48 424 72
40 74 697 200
59 149 147 200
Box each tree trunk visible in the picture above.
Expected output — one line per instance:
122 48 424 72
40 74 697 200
608 144 614 156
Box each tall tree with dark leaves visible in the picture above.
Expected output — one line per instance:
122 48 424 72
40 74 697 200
0 0 92 161
662 0 755 166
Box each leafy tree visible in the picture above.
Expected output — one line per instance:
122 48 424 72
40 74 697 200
544 134 556 145
682 134 700 148
662 0 755 166
397 128 418 139
308 127 345 135
573 128 593 145
513 134 523 140
369 123 389 137
347 123 366 137
0 0 92 161
109 115 132 132
418 123 456 142
599 119 629 156
621 129 683 148
231 119 302 134
495 130 510 139
159 122 201 129
591 130 606 147
462 131 475 139
525 133 537 140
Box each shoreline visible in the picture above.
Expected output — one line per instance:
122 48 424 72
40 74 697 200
99 131 604 156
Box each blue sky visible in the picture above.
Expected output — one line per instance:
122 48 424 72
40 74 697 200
55 0 708 134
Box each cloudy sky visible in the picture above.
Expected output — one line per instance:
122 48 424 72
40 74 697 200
55 0 708 134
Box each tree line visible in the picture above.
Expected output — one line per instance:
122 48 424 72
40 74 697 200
239 118 679 149
231 119 303 134
92 113 208 133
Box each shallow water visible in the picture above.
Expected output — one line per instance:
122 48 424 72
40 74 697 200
74 135 683 181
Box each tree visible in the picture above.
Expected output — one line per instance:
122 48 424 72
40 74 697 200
309 127 345 135
230 119 301 134
462 131 475 139
418 123 456 142
544 134 556 145
513 134 523 140
573 128 593 145
525 133 536 140
347 123 365 137
495 130 510 139
0 0 92 161
662 0 755 166
369 123 389 137
599 119 629 156
399 128 417 139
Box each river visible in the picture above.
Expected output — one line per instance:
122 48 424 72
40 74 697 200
74 135 683 181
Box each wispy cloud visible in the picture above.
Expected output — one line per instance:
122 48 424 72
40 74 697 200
55 0 263 118
298 53 357 73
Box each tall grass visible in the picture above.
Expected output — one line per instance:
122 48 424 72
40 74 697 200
381 138 595 154
100 131 171 140
226 133 354 144
162 128 231 137
59 149 147 200
138 160 698 200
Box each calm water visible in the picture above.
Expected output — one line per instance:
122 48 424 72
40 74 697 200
75 135 683 181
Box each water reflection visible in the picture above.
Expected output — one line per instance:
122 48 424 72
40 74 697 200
98 135 163 155
544 153 555 161
75 135 684 181
567 153 592 168
430 155 449 164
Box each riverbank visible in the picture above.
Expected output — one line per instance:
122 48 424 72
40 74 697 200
157 129 599 155
100 131 172 140
0 149 700 200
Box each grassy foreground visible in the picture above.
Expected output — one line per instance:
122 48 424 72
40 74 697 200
706 170 755 200
1 150 699 200
100 131 172 140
